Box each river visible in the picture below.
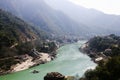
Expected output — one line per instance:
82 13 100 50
0 41 96 80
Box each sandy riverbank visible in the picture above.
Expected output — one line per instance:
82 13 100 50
11 53 52 72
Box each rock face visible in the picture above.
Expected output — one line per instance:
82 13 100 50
44 72 65 80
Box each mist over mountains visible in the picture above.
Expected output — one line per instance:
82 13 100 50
0 0 120 38
45 0 120 35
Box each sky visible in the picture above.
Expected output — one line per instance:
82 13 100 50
69 0 120 15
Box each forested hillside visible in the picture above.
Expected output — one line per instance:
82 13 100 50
0 0 90 38
0 9 48 58
80 34 120 80
0 9 58 74
87 34 120 56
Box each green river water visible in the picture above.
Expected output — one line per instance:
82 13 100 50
0 41 96 80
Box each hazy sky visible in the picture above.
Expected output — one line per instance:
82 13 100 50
69 0 120 15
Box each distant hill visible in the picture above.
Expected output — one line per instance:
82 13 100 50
45 0 120 36
80 34 120 61
1 0 120 38
0 8 48 42
0 0 90 38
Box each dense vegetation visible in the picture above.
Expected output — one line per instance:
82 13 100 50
80 34 120 80
0 9 45 58
87 34 120 56
0 9 58 72
80 56 120 80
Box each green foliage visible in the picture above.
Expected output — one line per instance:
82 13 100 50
111 46 120 56
36 41 57 53
0 9 55 71
0 57 19 70
16 42 34 55
89 37 109 52
0 29 17 45
0 9 48 58
81 34 120 80
88 34 120 56
82 56 120 80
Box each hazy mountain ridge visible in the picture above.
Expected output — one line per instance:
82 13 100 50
45 0 120 35
1 0 120 37
0 0 91 38
0 9 48 57
0 9 35 43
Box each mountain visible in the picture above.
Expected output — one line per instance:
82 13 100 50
0 9 59 73
0 9 47 58
45 0 120 35
1 0 120 38
0 8 48 43
0 0 91 38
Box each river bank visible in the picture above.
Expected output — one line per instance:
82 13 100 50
0 52 54 75
0 39 59 76
79 40 111 64
0 41 96 80
12 53 52 72
80 43 104 63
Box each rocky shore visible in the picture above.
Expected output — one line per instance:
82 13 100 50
0 51 56 75
80 42 108 63
44 72 75 80
44 72 65 80
0 39 59 76
79 34 119 63
12 53 52 72
0 38 75 75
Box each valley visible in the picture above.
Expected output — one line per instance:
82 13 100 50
0 0 120 80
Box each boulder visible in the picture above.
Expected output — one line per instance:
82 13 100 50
31 70 39 74
44 72 65 80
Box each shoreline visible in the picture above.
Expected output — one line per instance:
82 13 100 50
0 41 82 76
0 41 60 76
80 42 108 63
0 53 55 76
12 53 52 72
